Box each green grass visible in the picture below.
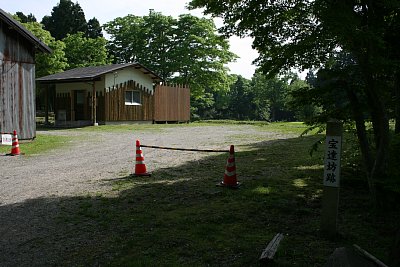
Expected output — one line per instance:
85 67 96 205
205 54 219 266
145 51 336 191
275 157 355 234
4 122 397 266
59 123 186 133
196 120 318 135
41 122 397 266
0 133 73 156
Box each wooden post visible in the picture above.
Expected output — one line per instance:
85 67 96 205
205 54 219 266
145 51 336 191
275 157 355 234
92 82 98 126
321 119 343 237
44 84 49 125
70 91 75 121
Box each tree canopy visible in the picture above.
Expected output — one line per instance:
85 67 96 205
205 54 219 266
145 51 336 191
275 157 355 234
189 0 400 206
63 32 112 69
15 11 36 23
104 11 237 117
20 21 68 78
87 18 103 38
41 0 103 40
41 0 88 40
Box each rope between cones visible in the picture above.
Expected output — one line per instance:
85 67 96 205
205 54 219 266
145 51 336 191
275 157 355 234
140 144 229 153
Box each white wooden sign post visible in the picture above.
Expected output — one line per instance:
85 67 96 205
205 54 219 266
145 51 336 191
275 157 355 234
321 120 342 237
1 134 12 146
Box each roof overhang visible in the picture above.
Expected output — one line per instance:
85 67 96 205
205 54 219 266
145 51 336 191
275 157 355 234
38 77 102 84
37 63 163 84
0 8 52 54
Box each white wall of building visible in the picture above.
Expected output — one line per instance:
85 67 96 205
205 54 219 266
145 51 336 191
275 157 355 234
104 67 154 93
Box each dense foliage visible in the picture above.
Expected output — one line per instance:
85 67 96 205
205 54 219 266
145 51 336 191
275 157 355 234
103 11 237 117
19 21 68 78
41 0 102 39
189 0 400 208
63 32 112 69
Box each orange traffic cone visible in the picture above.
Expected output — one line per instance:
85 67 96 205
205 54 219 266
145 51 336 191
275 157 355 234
218 145 240 188
9 130 21 156
132 139 151 177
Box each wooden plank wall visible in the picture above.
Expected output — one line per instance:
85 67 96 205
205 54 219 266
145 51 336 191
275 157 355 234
0 23 37 139
86 91 105 122
154 84 190 122
105 80 154 121
55 93 71 121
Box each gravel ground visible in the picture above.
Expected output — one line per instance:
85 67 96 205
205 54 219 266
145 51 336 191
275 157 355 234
0 125 295 266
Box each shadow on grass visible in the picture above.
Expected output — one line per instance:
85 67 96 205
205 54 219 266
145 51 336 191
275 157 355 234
0 135 398 267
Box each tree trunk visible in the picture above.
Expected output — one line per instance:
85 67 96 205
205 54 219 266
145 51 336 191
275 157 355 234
271 107 276 122
346 88 376 203
395 71 400 134
390 228 400 267
345 88 373 168
363 73 390 208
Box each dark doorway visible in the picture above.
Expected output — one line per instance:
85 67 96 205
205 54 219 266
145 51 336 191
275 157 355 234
74 90 86 120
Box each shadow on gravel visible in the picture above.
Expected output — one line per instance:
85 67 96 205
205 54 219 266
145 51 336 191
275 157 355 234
0 135 397 267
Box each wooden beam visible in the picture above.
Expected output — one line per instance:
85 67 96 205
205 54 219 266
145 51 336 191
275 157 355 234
353 244 389 267
259 233 284 266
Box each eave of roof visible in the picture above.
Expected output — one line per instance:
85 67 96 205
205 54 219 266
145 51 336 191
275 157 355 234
36 63 163 83
0 8 52 54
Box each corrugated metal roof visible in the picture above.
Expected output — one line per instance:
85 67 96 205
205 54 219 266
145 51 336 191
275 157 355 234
0 8 52 54
36 63 163 83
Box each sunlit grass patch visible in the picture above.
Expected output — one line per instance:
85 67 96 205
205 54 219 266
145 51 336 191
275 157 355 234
0 134 73 156
253 186 272 195
293 178 308 188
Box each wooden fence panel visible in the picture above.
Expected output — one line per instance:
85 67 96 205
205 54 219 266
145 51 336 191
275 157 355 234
154 84 190 122
105 81 154 122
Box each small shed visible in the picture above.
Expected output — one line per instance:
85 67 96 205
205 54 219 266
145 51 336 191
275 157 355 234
37 63 190 126
0 8 52 139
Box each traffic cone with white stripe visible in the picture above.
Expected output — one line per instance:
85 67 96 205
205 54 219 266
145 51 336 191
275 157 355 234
218 145 240 188
9 130 21 156
133 139 151 177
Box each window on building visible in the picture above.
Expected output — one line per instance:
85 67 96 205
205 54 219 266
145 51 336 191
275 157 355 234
125 90 141 105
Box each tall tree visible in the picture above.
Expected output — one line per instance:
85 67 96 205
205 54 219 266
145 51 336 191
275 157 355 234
250 72 292 121
20 21 68 77
41 0 87 40
229 75 254 120
86 17 103 38
15 12 36 23
189 0 400 206
19 20 68 112
63 32 112 69
288 75 320 122
104 11 236 117
104 15 147 63
171 14 236 99
142 11 176 80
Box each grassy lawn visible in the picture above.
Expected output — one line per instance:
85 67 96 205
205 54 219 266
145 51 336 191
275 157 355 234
48 122 396 266
0 133 73 156
2 121 397 265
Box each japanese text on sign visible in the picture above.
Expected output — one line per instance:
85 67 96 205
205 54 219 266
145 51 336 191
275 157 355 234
1 134 12 146
323 136 341 187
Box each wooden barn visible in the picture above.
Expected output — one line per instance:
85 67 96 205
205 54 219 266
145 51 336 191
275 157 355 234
0 8 52 139
37 63 190 126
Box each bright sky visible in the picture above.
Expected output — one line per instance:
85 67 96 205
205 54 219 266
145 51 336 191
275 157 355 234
1 0 259 79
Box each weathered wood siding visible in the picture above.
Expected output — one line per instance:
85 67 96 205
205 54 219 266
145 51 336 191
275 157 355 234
0 21 36 139
105 80 154 121
55 91 105 122
55 92 71 121
154 84 190 122
93 91 105 122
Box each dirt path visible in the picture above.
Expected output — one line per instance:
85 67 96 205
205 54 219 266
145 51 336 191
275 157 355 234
0 125 295 266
